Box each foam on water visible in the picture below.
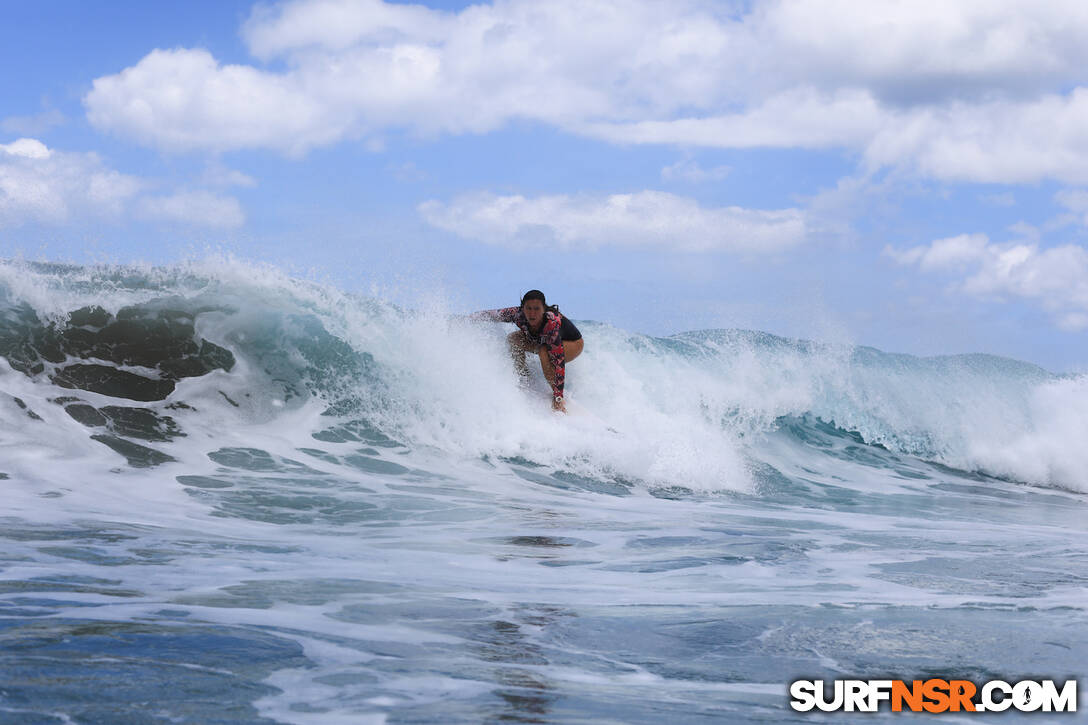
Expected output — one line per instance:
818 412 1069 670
1 258 1086 723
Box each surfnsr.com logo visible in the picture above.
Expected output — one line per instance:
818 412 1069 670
789 679 1077 713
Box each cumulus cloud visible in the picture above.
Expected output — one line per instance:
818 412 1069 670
864 90 1088 183
82 0 756 153
580 88 886 150
80 0 1088 184
0 138 141 225
0 138 51 159
418 190 805 253
241 0 449 58
591 90 1088 184
0 137 242 229
888 233 1088 330
85 48 337 156
884 233 990 270
750 0 1088 102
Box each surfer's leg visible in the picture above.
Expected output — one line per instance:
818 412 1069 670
537 339 583 385
565 338 584 363
506 331 532 380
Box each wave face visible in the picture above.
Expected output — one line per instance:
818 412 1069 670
0 259 1081 491
2 258 1087 723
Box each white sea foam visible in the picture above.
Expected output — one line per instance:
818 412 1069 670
1 257 1087 723
2 256 1086 494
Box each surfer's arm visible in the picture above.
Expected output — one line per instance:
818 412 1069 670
470 307 520 324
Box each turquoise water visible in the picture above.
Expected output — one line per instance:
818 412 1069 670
1 259 1086 723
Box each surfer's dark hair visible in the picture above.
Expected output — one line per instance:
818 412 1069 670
521 290 546 307
521 290 559 314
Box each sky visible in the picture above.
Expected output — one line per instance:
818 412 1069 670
2 0 1088 371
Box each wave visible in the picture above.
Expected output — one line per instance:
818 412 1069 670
1 258 1085 492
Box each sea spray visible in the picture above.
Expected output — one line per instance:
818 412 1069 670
0 257 1084 491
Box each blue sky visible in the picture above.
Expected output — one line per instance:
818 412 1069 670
2 0 1088 371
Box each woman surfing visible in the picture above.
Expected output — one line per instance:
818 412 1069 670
473 290 583 412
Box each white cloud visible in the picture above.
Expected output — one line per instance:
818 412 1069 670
864 90 1088 184
0 137 244 229
661 158 730 183
580 88 885 150
888 233 1088 330
81 1 766 153
241 0 450 59
591 89 1088 184
1 138 52 159
138 191 245 228
0 138 141 225
418 190 805 253
85 48 338 156
81 0 1088 185
751 0 1088 101
885 233 989 270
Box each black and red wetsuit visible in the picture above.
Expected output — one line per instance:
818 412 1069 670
474 307 582 400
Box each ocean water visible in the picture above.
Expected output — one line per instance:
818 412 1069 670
0 258 1085 724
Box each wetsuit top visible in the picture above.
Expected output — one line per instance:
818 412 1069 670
560 315 582 342
474 307 579 399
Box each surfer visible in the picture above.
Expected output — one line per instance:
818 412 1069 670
473 290 583 412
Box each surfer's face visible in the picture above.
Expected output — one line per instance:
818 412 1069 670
522 299 545 328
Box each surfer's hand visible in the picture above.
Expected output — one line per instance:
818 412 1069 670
552 396 566 413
